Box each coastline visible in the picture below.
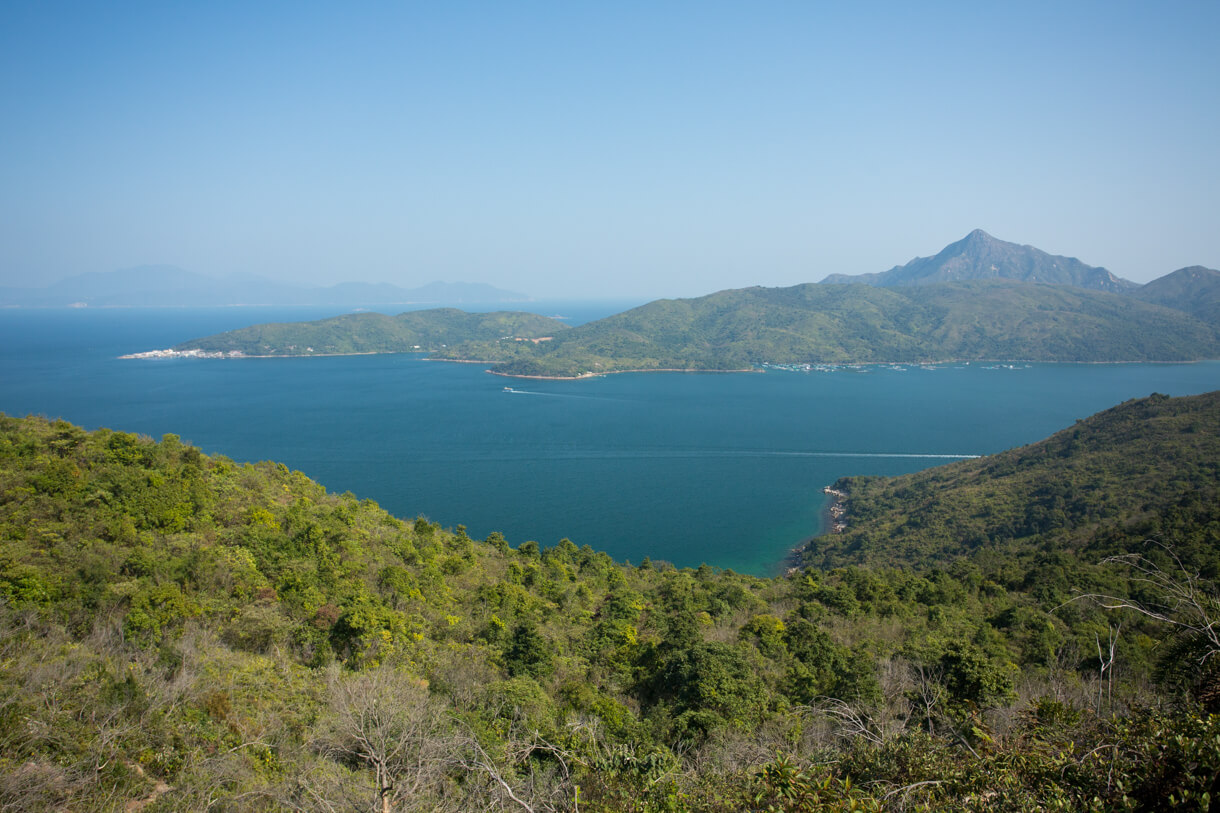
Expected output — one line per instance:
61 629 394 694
466 358 1209 380
822 485 848 534
783 485 847 575
485 365 760 381
122 348 1217 371
119 348 405 360
487 369 602 381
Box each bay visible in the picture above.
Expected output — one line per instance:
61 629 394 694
2 304 1218 575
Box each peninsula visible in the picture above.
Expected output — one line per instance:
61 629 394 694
150 308 569 358
126 232 1220 377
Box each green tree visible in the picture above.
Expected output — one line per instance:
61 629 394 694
503 621 553 678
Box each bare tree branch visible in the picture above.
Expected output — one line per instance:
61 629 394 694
1065 542 1220 667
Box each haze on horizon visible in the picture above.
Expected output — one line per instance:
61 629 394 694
1 2 1217 301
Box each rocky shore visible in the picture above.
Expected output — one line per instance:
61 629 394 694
822 485 848 533
783 484 849 575
119 348 246 359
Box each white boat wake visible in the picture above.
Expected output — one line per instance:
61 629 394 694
419 448 982 462
502 388 628 402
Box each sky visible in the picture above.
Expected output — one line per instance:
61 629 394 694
1 1 1217 299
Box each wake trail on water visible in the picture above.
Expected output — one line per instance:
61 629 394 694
580 449 983 461
501 388 632 402
406 448 982 462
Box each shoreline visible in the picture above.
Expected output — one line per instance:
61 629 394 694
462 358 1216 380
119 348 405 360
487 369 602 380
823 485 848 534
485 366 759 381
121 348 1216 370
783 485 848 575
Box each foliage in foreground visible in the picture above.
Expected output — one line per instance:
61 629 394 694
2 393 1220 809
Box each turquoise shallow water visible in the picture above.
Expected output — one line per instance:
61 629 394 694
3 305 1219 575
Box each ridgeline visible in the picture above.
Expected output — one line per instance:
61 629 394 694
434 280 1220 377
154 230 1220 378
805 391 1220 572
819 228 1136 291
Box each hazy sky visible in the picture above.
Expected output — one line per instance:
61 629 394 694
2 1 1217 298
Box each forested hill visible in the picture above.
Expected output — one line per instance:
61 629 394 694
171 308 568 356
4 395 1220 809
434 279 1220 377
806 390 1220 572
1131 265 1220 325
147 231 1220 375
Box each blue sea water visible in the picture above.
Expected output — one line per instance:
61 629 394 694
2 304 1218 575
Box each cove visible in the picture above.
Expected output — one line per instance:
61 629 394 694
2 306 1218 575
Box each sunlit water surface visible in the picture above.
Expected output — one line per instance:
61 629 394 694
3 304 1217 575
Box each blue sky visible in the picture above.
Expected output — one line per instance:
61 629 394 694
1 1 1216 298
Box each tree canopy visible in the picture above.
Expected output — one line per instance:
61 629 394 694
3 392 1220 809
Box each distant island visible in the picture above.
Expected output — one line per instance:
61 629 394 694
0 265 530 308
127 231 1220 376
434 278 1220 377
124 308 568 359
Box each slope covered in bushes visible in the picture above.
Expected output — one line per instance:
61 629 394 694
2 400 1219 810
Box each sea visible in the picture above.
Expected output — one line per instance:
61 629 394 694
3 302 1218 576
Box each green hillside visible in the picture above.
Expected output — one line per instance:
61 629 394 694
4 394 1220 809
434 280 1220 377
162 281 1220 377
1132 266 1220 326
173 308 568 356
805 390 1220 572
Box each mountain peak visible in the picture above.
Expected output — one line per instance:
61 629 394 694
822 231 1135 292
947 229 1002 257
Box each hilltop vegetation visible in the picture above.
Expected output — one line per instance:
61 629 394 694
169 280 1220 377
157 232 1220 377
434 280 1220 377
174 308 568 356
1131 265 1220 326
3 392 1220 810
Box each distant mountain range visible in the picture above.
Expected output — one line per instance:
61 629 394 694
820 229 1137 291
122 230 1220 375
433 278 1219 377
416 231 1219 376
0 266 530 307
